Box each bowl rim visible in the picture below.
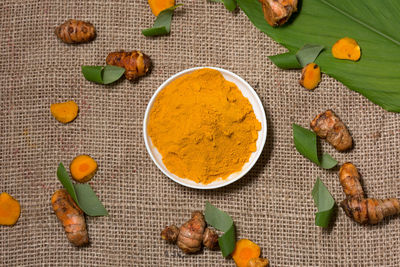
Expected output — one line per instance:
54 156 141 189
143 66 267 189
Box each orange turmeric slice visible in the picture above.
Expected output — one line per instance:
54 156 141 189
70 155 98 183
332 37 361 61
148 0 175 16
50 100 79 124
232 239 261 267
0 192 21 226
299 63 321 90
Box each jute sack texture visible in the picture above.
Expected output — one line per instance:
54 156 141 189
1 0 399 266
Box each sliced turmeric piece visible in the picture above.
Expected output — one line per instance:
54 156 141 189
70 155 98 183
248 257 269 267
0 192 21 226
148 0 175 16
299 63 321 90
232 239 261 267
50 101 79 124
52 189 89 246
332 37 361 61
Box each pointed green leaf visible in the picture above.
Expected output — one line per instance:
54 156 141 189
102 65 125 84
209 0 237 11
268 52 301 69
292 124 337 169
142 4 183 36
311 177 335 228
205 201 236 257
296 44 325 67
81 66 103 84
57 163 79 204
238 0 400 112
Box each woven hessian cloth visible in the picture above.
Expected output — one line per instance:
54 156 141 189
1 0 400 266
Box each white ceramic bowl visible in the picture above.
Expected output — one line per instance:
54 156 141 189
143 67 267 189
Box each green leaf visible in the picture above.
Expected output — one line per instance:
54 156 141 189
74 184 108 216
205 201 236 257
142 4 183 36
81 66 103 84
292 124 337 169
311 177 335 228
102 65 125 85
57 163 108 216
237 0 400 112
209 0 237 11
268 52 301 69
296 44 325 67
81 65 125 85
320 153 338 169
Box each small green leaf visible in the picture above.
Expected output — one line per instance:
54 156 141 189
102 65 125 85
296 44 325 67
320 153 338 169
205 201 236 257
311 177 335 228
142 4 183 37
292 124 337 169
74 184 108 216
81 66 103 84
57 163 108 216
82 65 125 85
268 52 302 69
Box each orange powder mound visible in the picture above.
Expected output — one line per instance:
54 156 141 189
148 68 261 184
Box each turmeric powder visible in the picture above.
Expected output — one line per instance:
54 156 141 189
148 68 261 184
0 192 21 226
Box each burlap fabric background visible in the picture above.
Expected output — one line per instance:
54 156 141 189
1 0 400 266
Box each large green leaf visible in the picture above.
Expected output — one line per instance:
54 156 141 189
237 0 400 112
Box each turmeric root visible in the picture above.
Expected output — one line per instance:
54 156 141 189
50 101 79 124
248 257 269 267
106 51 152 81
70 155 98 183
0 192 21 226
148 0 175 16
232 239 261 267
259 0 298 27
310 110 352 151
339 163 400 224
332 37 361 61
161 211 219 254
299 63 321 90
55 19 96 44
51 189 89 246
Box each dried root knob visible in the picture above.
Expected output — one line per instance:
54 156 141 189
106 51 152 81
339 163 364 199
70 155 98 183
148 0 175 16
50 101 79 124
177 211 205 254
299 63 321 90
203 228 219 250
310 110 353 151
341 197 400 225
332 37 361 61
232 239 261 267
248 257 269 267
55 19 96 44
161 225 179 243
259 0 298 27
0 192 21 226
51 189 89 246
